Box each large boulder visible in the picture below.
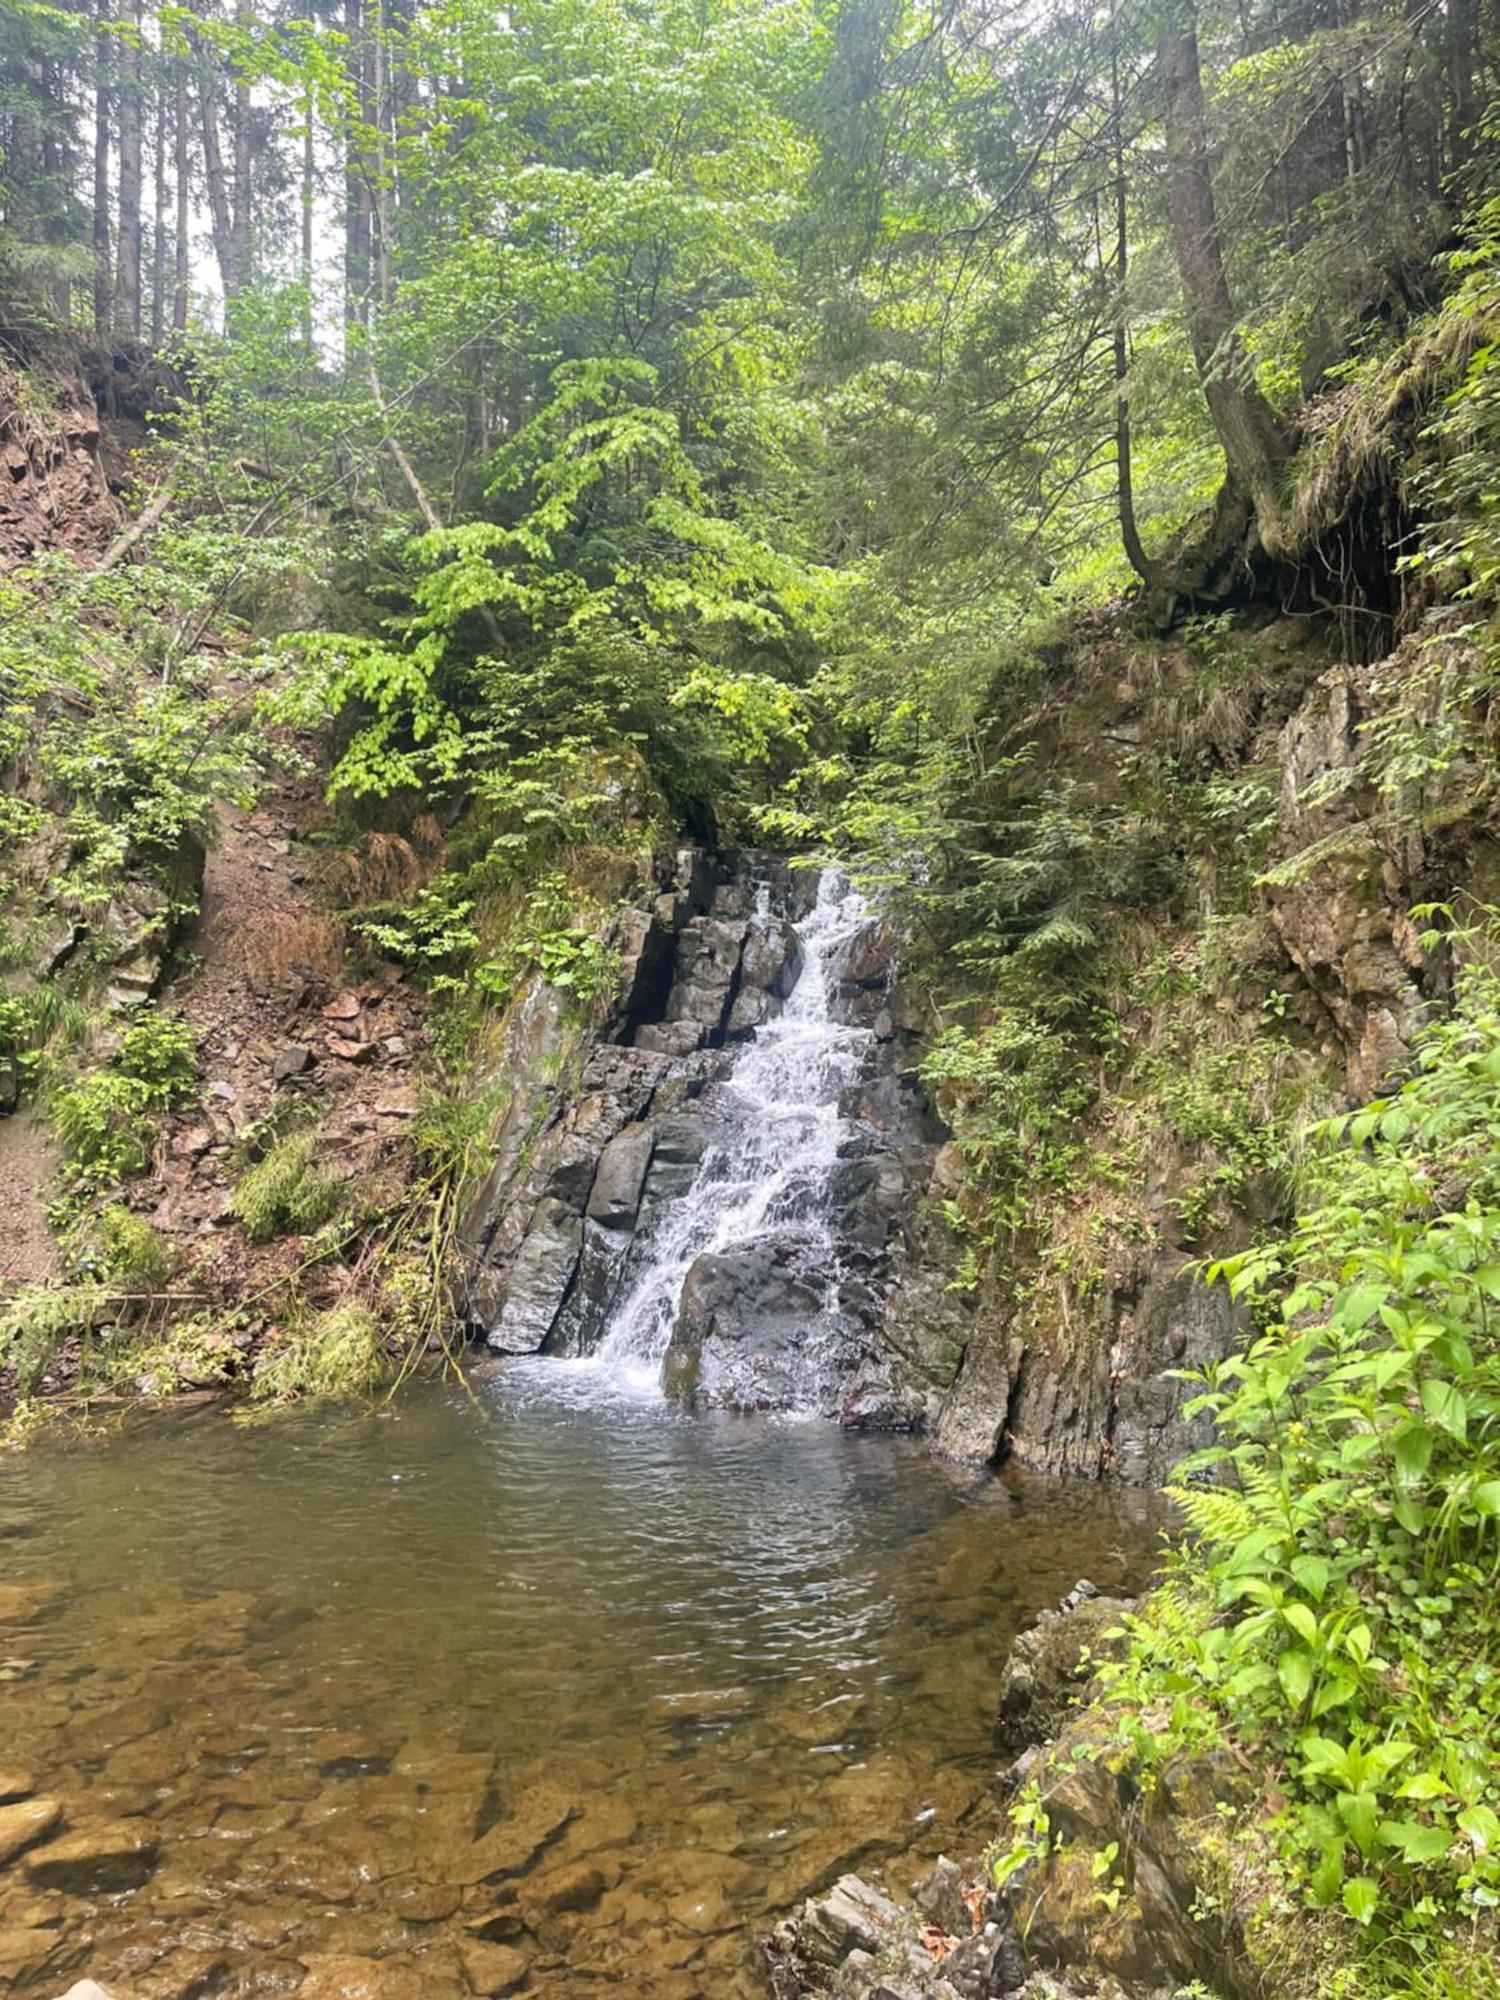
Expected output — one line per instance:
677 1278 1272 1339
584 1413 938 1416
663 1243 864 1413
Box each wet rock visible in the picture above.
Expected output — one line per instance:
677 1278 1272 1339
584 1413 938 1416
0 1796 63 1866
586 1123 655 1231
726 918 804 1036
486 1198 582 1354
460 1782 577 1883
456 1939 529 1995
0 1924 69 1983
663 916 747 1041
24 1820 159 1892
996 1582 1135 1755
0 1580 60 1622
664 1244 862 1414
295 1954 465 2000
522 1853 621 1915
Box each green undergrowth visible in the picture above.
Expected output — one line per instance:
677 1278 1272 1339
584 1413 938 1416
1043 927 1500 1986
229 1130 345 1244
46 1006 199 1210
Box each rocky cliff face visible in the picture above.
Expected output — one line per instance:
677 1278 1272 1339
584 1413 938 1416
459 616 1489 1485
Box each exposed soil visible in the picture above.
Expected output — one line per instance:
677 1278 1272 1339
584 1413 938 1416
0 354 121 565
0 1110 61 1288
133 676 435 1323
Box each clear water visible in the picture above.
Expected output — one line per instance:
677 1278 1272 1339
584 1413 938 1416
0 1387 1163 1996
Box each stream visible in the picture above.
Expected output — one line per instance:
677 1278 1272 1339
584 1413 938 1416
0 1393 1163 1995
0 869 1168 1996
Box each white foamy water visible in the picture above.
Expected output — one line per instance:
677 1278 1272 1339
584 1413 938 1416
509 868 875 1410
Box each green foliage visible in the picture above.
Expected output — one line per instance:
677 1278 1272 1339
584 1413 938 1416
1100 949 1500 1957
0 1282 114 1400
921 1012 1096 1272
229 1132 343 1243
93 1205 177 1289
251 1301 389 1403
46 1007 198 1193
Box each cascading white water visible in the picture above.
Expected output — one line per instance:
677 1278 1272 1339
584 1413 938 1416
521 868 875 1408
597 869 874 1398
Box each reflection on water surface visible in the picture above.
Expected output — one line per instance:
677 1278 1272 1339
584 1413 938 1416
0 1385 1163 1996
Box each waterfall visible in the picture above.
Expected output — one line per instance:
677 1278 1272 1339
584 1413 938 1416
516 868 876 1410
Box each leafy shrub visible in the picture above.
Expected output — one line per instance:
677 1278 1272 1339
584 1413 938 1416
1097 946 1500 1951
95 1205 176 1288
229 1131 343 1242
48 1007 199 1190
0 1282 114 1398
251 1301 388 1402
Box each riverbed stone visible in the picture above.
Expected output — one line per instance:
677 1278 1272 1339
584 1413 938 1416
459 1782 577 1883
456 1939 529 1995
24 1820 159 1892
0 1768 35 1805
295 1953 466 2000
522 1852 621 1916
0 1580 60 1622
0 1796 63 1866
0 1924 67 1982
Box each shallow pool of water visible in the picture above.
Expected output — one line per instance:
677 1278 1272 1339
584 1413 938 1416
0 1384 1164 1997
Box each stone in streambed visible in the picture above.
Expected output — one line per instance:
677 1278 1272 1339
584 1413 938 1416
458 1782 577 1883
0 1796 62 1866
24 1820 159 1892
456 1940 528 1995
295 1954 465 2000
0 1580 60 1623
0 1925 69 1984
522 1853 620 1916
0 1768 35 1805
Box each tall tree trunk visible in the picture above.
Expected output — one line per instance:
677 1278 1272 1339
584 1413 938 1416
42 56 72 322
370 0 393 308
151 71 168 345
229 0 252 292
343 0 372 328
93 0 112 333
199 73 235 299
173 66 190 330
1447 0 1478 171
301 94 315 348
1158 0 1289 546
1110 4 1155 587
115 0 143 336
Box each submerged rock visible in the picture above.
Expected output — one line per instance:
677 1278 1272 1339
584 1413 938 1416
24 1820 159 1892
0 1795 63 1866
456 1939 529 1995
